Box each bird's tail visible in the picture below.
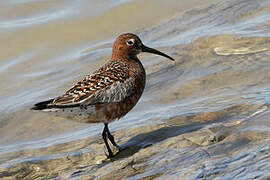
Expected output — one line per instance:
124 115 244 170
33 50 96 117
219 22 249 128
31 98 96 123
31 99 54 110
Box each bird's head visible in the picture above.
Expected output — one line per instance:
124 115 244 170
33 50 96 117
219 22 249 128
112 33 174 61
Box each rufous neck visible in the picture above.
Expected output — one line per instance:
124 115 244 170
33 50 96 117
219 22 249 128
111 50 138 62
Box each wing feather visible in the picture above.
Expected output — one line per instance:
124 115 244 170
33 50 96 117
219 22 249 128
47 61 135 107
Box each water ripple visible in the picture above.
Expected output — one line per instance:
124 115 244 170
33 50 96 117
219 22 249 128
0 9 72 29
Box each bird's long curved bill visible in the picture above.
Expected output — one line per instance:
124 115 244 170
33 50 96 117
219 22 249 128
142 45 174 61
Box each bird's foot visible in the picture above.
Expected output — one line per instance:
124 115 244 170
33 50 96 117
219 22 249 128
104 146 124 159
104 147 117 159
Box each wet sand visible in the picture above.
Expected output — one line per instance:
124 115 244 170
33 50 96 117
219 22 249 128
1 0 270 179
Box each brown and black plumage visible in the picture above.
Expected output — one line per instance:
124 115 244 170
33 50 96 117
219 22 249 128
32 33 174 157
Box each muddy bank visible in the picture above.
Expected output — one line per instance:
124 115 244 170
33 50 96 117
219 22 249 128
1 103 270 179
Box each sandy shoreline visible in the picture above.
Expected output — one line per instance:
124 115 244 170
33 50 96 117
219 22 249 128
1 0 270 179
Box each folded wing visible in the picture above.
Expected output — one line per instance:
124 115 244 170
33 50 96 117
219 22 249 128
32 61 135 110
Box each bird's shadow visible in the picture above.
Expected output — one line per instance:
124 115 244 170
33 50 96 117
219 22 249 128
110 121 204 160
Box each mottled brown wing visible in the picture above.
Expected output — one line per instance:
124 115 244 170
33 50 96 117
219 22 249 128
50 61 135 106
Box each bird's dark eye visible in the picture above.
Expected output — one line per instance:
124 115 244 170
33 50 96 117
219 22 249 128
126 39 135 46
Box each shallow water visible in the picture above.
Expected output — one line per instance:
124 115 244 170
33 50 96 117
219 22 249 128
1 0 270 179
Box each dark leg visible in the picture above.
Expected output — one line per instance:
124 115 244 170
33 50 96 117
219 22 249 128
104 124 121 150
102 124 114 158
